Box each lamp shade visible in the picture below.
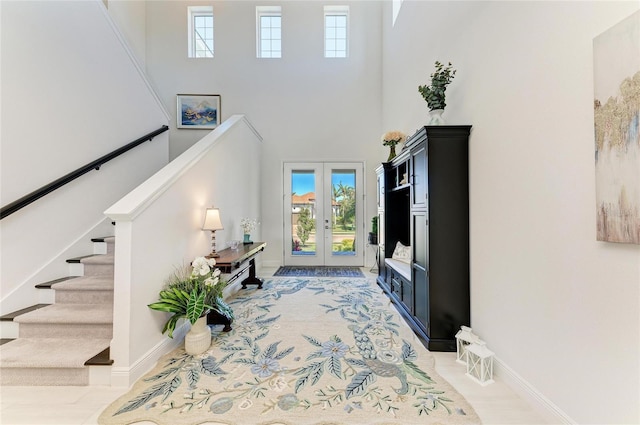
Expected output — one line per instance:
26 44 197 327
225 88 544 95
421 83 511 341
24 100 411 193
203 208 224 231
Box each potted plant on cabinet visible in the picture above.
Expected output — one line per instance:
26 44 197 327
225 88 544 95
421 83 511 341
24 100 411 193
148 256 234 355
418 61 456 125
368 216 378 245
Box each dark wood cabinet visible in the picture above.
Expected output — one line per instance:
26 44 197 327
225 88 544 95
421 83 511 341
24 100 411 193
377 126 471 351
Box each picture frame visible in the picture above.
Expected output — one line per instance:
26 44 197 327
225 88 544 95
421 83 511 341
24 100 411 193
176 94 221 129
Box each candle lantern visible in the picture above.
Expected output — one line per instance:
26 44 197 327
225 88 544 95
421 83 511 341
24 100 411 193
465 340 495 386
455 325 477 365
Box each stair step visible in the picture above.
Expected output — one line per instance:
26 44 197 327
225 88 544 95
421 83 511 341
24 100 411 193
0 337 111 385
51 276 113 291
0 304 50 321
15 304 113 339
34 276 78 289
53 276 114 304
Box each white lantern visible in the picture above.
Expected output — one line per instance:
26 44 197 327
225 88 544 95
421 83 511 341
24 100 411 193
465 341 495 386
455 326 477 365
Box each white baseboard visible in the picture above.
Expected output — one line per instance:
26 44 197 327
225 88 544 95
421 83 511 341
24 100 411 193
494 356 575 424
261 259 281 269
110 324 187 387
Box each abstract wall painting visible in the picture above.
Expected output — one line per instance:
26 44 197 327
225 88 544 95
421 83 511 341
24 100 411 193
176 94 221 129
593 11 640 244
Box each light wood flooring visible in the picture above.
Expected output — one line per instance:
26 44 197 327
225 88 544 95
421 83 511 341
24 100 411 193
0 267 551 425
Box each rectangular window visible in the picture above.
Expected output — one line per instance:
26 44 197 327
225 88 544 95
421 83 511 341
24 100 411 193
257 6 282 58
188 6 214 58
324 6 348 58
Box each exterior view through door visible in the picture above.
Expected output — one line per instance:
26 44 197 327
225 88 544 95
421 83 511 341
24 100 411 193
284 162 364 266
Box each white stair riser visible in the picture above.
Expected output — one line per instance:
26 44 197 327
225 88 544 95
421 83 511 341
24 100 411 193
93 241 108 255
89 364 112 385
38 288 56 304
0 321 19 339
18 323 113 339
68 263 84 276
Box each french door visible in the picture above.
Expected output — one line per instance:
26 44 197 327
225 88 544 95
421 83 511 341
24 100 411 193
283 162 364 266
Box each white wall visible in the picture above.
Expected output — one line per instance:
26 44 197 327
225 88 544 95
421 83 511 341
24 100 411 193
145 1 384 266
0 0 169 314
382 1 640 423
105 115 262 385
106 0 148 69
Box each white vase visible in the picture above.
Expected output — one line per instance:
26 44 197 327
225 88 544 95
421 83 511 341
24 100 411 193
185 315 211 355
428 109 445 125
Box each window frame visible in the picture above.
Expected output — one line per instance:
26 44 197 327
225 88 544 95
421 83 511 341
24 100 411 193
324 5 349 58
256 5 282 58
188 5 214 58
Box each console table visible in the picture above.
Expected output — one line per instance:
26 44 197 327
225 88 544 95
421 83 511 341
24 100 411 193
214 242 266 289
206 242 266 332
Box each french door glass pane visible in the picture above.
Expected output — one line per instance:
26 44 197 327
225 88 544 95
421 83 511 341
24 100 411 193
291 170 316 256
331 169 356 257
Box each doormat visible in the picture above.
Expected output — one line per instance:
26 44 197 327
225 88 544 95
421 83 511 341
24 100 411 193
273 266 364 278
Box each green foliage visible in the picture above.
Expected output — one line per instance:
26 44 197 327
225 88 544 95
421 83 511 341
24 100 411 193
371 216 378 234
296 207 315 246
340 239 354 251
418 61 456 111
148 257 232 338
333 182 356 230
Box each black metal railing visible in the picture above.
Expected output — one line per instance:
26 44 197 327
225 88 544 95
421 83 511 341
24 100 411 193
0 125 169 220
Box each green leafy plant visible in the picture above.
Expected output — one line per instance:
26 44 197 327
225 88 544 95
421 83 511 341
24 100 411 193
371 216 378 235
418 61 457 111
148 256 233 338
296 207 315 246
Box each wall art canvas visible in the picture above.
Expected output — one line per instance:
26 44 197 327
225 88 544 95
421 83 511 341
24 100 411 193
593 11 640 244
177 94 221 129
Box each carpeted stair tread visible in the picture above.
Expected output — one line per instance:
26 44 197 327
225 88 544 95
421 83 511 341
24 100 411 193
51 275 113 291
80 253 114 265
0 338 111 368
14 303 113 324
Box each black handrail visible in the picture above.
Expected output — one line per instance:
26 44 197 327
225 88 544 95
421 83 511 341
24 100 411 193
1 125 169 220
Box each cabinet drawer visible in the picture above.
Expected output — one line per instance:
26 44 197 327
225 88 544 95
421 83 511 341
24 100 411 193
391 276 402 296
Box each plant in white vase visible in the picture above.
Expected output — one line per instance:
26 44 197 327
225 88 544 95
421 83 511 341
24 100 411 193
148 256 234 354
418 61 457 124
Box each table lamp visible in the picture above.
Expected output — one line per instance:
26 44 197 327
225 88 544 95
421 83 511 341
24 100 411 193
203 207 224 258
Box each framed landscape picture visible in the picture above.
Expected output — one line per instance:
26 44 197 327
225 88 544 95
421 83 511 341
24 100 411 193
177 94 221 129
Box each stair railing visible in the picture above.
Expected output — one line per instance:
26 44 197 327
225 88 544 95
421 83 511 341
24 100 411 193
0 125 169 220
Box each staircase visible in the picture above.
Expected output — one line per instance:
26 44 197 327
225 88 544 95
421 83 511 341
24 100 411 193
0 237 115 385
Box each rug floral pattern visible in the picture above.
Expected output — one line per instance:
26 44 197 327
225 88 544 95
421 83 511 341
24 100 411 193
99 278 480 425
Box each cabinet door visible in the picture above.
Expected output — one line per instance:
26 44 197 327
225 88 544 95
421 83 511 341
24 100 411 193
401 277 413 314
412 210 429 331
377 169 385 209
410 142 427 209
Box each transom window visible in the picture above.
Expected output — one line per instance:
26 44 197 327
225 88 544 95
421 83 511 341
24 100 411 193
324 6 348 58
188 6 214 58
257 6 282 58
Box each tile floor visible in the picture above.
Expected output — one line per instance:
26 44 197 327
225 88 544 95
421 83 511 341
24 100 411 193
0 267 551 425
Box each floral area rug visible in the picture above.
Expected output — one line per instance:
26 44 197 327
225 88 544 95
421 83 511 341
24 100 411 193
98 277 480 425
